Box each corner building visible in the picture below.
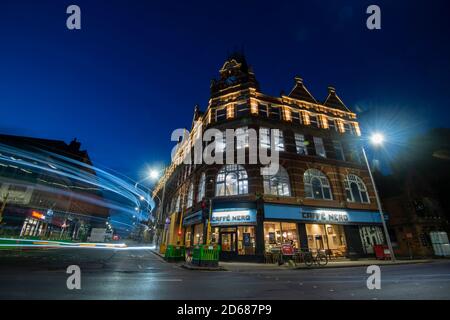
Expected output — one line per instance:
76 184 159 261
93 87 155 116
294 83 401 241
154 54 386 262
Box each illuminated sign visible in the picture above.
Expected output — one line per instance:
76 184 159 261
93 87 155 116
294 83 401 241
264 204 386 225
211 209 257 226
301 209 349 223
31 211 45 220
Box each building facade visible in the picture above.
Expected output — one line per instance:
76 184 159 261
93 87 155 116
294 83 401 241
0 134 110 241
153 54 387 261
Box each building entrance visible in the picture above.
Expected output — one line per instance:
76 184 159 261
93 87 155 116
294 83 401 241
220 229 237 260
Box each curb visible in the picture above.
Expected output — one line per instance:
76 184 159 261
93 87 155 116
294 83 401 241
292 259 433 270
180 263 226 271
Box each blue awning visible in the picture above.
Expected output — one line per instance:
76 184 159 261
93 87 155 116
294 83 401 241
182 210 203 226
264 204 387 225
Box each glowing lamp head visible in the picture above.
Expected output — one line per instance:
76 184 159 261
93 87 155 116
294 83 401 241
149 169 159 180
370 133 384 145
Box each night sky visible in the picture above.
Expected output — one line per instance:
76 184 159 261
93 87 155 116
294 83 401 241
1 0 450 180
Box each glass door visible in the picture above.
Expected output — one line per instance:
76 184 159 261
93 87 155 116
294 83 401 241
221 232 236 252
219 230 237 260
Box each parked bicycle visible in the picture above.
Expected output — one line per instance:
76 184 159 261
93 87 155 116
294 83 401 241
303 251 328 267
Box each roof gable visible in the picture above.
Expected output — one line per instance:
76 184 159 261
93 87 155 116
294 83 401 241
288 76 317 104
323 86 351 112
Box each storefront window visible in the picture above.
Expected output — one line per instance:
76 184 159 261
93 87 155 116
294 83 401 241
193 224 203 245
306 224 347 257
263 222 299 252
210 227 219 244
184 229 192 247
237 226 255 255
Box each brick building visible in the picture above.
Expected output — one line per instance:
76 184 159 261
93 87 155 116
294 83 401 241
153 54 387 261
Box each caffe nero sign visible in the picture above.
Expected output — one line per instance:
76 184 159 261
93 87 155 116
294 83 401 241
301 209 349 223
211 209 257 226
264 204 385 225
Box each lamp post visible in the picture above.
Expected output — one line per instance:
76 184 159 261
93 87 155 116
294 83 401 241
361 133 396 262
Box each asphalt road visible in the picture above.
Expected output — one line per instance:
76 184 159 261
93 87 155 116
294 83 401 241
0 248 449 300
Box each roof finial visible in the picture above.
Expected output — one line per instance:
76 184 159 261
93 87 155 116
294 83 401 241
328 86 336 94
294 76 303 84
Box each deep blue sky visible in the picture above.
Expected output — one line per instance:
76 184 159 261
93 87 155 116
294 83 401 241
1 0 450 179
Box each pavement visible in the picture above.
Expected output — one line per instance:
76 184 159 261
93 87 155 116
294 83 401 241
0 247 449 300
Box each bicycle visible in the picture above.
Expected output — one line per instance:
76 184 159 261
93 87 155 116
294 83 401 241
303 251 328 267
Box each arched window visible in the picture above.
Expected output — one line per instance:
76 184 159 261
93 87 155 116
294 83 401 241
197 173 206 202
344 174 369 203
216 165 248 196
304 169 332 200
263 166 291 196
186 183 194 208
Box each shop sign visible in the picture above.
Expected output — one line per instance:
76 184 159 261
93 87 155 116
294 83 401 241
301 209 349 223
211 209 257 226
281 244 295 256
182 211 203 226
264 204 386 225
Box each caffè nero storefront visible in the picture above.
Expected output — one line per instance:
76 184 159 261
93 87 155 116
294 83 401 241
182 201 386 261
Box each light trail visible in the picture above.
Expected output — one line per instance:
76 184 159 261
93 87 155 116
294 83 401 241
0 142 156 232
0 237 158 250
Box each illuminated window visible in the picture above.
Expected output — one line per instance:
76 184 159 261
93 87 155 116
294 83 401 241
259 128 284 151
313 137 326 158
197 173 206 202
295 133 308 155
304 169 332 200
344 174 369 203
263 165 291 196
174 194 181 212
186 183 194 208
236 127 249 149
215 165 248 196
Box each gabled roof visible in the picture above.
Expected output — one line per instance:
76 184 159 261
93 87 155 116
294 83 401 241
323 86 352 112
288 76 317 104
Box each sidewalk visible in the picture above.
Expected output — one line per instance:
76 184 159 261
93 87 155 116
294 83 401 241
221 258 433 272
150 249 433 271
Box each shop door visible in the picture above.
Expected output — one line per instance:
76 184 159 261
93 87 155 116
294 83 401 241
220 232 237 260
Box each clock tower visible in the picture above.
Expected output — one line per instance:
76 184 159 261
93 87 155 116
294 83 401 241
210 52 259 99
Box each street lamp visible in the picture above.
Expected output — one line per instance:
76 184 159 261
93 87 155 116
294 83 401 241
370 133 384 145
362 133 396 262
